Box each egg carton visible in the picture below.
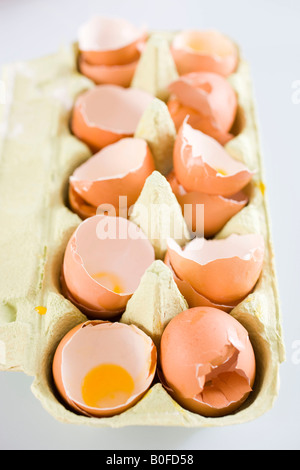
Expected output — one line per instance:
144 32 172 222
0 31 284 428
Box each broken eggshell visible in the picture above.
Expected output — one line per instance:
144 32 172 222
62 215 155 317
167 170 248 237
52 320 157 418
71 85 154 151
69 138 155 218
166 234 265 305
78 16 147 66
168 72 237 144
78 55 140 87
173 119 253 196
160 307 256 417
171 30 239 76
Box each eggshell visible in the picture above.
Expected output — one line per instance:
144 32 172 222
167 170 248 237
171 30 239 76
164 253 237 313
53 321 157 417
69 138 155 217
78 55 139 87
71 85 154 151
173 119 253 196
78 16 146 66
160 307 256 417
167 72 237 143
68 185 97 220
62 215 155 317
166 234 265 305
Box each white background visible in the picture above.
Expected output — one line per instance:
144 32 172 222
0 0 299 451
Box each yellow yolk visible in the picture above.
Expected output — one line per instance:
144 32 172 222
35 306 47 316
81 364 135 408
92 272 124 294
215 168 227 176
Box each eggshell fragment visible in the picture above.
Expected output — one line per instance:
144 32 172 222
167 170 248 237
69 138 155 217
173 119 253 196
160 307 256 417
164 253 237 313
78 17 146 66
53 321 157 417
71 85 154 151
168 72 237 144
78 56 139 87
62 215 155 317
167 234 265 305
171 30 239 76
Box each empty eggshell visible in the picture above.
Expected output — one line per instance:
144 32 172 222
78 16 146 66
69 138 155 218
71 85 154 151
160 307 256 417
62 215 155 317
167 170 248 237
166 234 265 305
167 72 237 144
171 30 239 76
78 55 139 87
173 119 253 196
52 320 157 417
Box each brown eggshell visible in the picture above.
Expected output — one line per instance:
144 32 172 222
69 138 155 217
171 30 239 76
68 185 97 220
63 215 155 317
78 16 146 66
173 119 253 196
160 307 256 417
71 85 154 152
166 234 265 305
164 253 237 312
78 55 139 87
168 72 237 141
167 170 248 237
53 321 157 417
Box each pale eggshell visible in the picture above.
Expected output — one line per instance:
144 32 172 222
71 85 154 151
69 138 155 217
164 253 237 313
160 307 256 417
78 55 139 87
166 234 265 305
52 321 157 417
78 16 146 66
167 170 248 237
167 72 237 143
62 215 155 317
173 119 253 196
171 30 238 76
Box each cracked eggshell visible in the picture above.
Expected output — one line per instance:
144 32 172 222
168 72 237 144
160 307 256 417
167 234 265 305
173 119 253 196
78 56 139 87
62 215 155 317
52 320 157 418
167 170 248 237
71 85 154 151
78 16 146 66
69 138 155 217
171 30 239 76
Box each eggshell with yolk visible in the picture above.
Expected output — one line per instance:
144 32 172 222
166 234 265 305
71 85 154 152
62 215 155 317
173 119 253 196
171 30 239 76
160 307 256 417
69 138 155 217
52 321 157 417
167 170 248 237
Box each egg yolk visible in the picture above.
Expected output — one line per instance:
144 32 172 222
92 272 124 294
81 364 135 408
215 168 228 176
